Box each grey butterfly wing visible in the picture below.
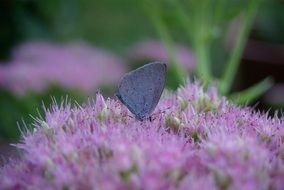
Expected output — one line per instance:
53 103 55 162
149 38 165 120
117 62 166 120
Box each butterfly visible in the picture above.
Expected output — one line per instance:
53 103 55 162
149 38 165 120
116 62 167 121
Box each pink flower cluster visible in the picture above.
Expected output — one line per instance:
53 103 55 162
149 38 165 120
0 40 195 96
127 40 196 71
1 81 284 190
0 42 126 95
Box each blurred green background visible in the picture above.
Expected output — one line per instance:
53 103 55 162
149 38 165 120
0 0 283 140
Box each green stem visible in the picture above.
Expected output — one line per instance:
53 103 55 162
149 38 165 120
221 0 259 94
213 0 226 24
195 43 211 83
169 0 192 39
144 3 187 85
193 0 212 83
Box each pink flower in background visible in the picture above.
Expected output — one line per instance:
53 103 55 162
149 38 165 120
127 40 196 71
1 81 284 190
263 84 284 106
0 42 127 95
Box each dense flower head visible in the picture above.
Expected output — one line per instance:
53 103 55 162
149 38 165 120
1 81 284 190
0 41 126 95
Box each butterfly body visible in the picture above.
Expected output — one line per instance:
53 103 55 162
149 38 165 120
116 62 167 121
